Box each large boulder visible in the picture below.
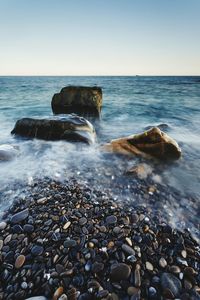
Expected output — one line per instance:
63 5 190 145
11 114 96 144
51 86 102 118
0 144 19 161
103 127 181 160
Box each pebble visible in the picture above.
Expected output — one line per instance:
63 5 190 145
161 272 182 298
15 255 25 269
134 267 141 287
58 295 68 300
148 287 157 297
10 208 29 224
122 244 135 255
127 286 138 296
63 221 71 230
31 245 44 256
106 215 117 225
53 287 64 300
79 217 87 226
0 239 3 250
159 257 167 268
64 239 77 248
23 224 34 233
145 261 154 271
4 234 12 244
25 297 48 300
110 263 131 281
0 221 7 230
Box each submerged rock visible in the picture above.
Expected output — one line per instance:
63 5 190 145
103 127 181 160
11 114 96 144
51 86 103 118
0 144 19 161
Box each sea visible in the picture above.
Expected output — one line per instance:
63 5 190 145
0 76 200 239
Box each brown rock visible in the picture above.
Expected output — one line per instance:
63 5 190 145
103 127 181 160
15 255 25 269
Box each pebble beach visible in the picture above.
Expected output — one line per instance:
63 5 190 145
0 178 200 300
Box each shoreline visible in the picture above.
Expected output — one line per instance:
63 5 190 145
0 178 199 300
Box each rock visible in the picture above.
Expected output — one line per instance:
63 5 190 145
0 144 19 161
122 244 135 255
11 114 96 144
53 287 64 300
0 221 7 230
145 123 170 132
10 208 29 224
161 272 182 298
103 127 181 160
31 245 44 256
110 263 131 281
15 255 26 269
146 261 154 271
159 257 167 268
106 215 117 225
23 224 34 233
51 86 102 118
25 297 48 300
126 163 153 179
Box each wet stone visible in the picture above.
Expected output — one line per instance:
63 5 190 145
146 261 154 271
10 208 29 224
159 257 167 268
64 239 77 248
12 224 23 233
122 244 135 255
79 217 87 226
52 232 61 241
0 239 3 250
0 221 7 230
23 224 34 233
31 245 44 256
161 272 182 298
92 262 104 273
110 263 131 282
15 255 26 269
106 215 117 225
134 268 141 287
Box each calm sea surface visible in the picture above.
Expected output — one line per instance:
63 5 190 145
0 76 200 237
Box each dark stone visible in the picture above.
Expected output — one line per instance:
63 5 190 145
51 86 103 118
92 262 104 273
10 209 29 224
110 263 131 282
23 224 34 233
161 272 182 298
106 215 117 225
31 245 44 256
122 244 135 255
11 114 96 145
64 239 77 248
12 225 23 233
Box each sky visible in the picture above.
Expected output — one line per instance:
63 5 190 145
0 0 200 76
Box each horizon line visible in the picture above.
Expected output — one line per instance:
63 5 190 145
0 74 200 77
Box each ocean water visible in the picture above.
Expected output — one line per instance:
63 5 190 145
0 76 200 237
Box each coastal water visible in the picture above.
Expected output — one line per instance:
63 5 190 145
0 76 200 238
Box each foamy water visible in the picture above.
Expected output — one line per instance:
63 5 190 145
0 76 200 238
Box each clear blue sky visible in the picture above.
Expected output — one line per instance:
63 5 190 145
0 0 199 75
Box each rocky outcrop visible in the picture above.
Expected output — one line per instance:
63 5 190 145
11 114 96 144
0 144 19 161
103 127 181 160
51 86 102 118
